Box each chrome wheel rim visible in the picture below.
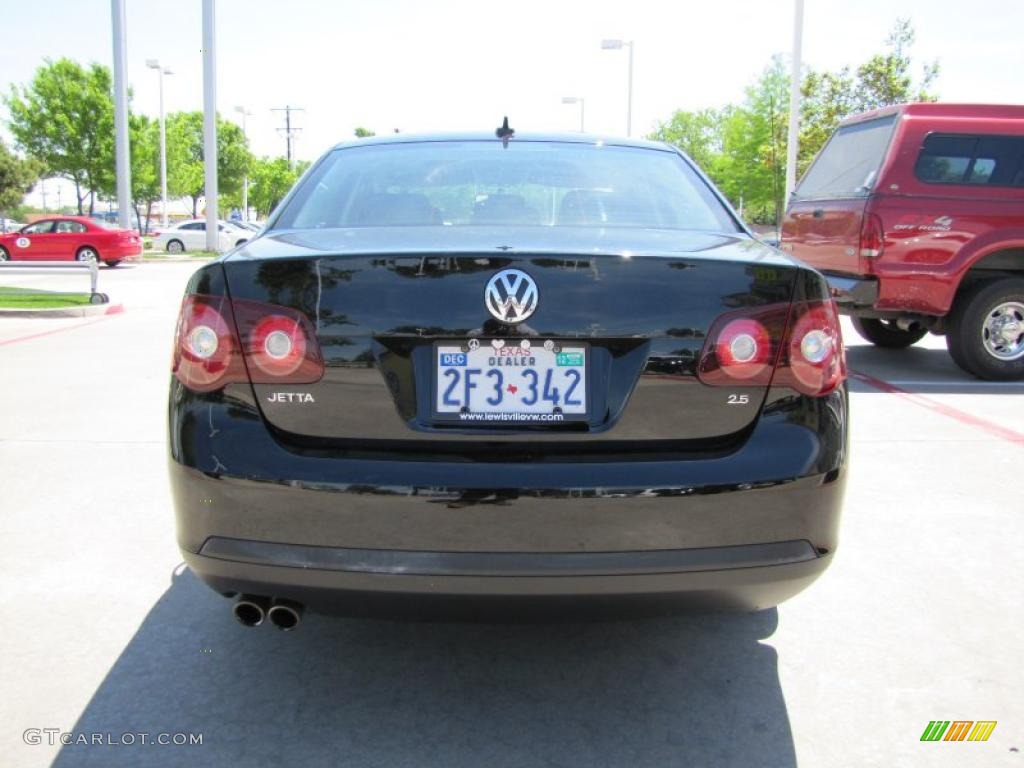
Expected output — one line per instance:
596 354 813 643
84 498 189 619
77 249 96 262
981 300 1024 361
168 240 183 253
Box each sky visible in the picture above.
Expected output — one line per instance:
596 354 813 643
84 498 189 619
1 0 1021 210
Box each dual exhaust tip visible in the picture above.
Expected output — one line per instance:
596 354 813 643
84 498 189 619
233 595 303 631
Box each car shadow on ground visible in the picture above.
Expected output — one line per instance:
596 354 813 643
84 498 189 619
53 567 795 768
845 343 1024 395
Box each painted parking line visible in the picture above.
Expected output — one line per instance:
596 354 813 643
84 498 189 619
849 369 1024 446
0 304 124 347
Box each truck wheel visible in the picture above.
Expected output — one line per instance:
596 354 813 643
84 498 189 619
851 317 927 348
947 277 1024 381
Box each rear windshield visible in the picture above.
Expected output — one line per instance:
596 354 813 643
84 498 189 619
273 141 739 232
793 115 897 201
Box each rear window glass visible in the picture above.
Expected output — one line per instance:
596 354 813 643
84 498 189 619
273 141 739 232
915 133 1024 187
792 115 896 201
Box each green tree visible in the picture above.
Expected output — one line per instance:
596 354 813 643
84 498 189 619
648 108 724 171
0 138 41 220
129 114 161 230
651 58 789 224
721 57 789 223
354 127 376 138
5 58 115 214
165 111 251 216
248 156 310 218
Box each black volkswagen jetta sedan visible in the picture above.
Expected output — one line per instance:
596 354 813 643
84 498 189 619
169 130 848 629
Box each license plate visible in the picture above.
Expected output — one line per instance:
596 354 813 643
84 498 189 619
434 340 588 424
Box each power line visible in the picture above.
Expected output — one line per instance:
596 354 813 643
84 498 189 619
271 105 305 169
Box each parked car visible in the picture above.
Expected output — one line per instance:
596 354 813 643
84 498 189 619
169 130 848 628
1 218 25 233
0 215 142 267
781 103 1024 380
152 219 250 253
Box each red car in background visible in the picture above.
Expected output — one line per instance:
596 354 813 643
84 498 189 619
0 215 142 268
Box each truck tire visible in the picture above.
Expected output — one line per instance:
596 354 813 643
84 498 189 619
947 277 1024 381
851 317 927 348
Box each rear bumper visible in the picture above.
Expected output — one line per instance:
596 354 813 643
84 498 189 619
822 272 879 309
185 543 833 615
169 383 847 614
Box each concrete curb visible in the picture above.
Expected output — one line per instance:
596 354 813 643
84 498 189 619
0 302 125 319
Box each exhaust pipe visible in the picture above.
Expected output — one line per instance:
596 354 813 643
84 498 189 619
267 599 303 631
233 595 270 627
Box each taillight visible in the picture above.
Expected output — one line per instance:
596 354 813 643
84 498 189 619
698 298 846 397
699 306 789 387
231 300 324 383
172 295 245 392
775 300 846 396
172 294 324 392
859 213 885 268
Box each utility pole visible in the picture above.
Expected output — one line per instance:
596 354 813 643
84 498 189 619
272 105 304 169
202 0 219 251
784 0 805 207
111 0 132 229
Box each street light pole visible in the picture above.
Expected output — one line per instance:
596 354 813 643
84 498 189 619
784 0 805 207
202 0 218 252
110 0 132 229
147 60 173 228
234 106 253 221
601 39 635 137
561 97 585 132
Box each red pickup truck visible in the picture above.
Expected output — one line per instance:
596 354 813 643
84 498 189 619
781 103 1024 380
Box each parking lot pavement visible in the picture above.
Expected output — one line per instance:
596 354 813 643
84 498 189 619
1 261 1021 767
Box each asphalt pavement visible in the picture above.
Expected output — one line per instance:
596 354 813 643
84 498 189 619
1 261 1021 767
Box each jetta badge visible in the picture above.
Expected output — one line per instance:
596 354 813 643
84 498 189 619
485 269 538 324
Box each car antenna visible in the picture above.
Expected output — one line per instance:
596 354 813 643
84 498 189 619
495 116 514 147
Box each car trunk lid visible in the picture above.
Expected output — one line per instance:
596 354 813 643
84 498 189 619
221 227 801 447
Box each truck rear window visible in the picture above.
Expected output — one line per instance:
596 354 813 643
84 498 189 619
792 115 896 201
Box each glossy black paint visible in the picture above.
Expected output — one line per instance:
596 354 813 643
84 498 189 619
169 138 848 616
169 371 847 613
221 228 800 443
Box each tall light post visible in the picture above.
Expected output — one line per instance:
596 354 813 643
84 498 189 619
146 60 174 228
202 0 218 252
111 0 132 229
600 39 634 136
561 97 585 132
234 106 253 221
784 0 805 207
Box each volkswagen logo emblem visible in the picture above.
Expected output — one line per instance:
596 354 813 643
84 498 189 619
484 269 538 324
